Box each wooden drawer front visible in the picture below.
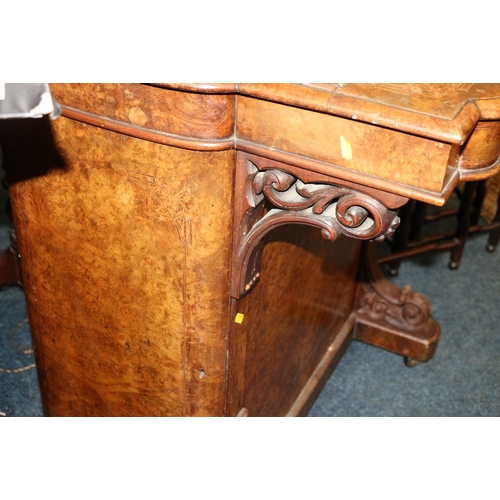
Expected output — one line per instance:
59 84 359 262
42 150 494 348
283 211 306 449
236 96 453 194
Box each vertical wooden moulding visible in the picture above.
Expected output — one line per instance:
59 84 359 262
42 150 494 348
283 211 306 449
181 149 237 416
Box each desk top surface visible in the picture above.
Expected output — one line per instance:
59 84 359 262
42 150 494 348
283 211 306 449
160 83 500 145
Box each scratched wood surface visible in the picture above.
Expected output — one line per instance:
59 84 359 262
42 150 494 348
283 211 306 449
9 117 235 416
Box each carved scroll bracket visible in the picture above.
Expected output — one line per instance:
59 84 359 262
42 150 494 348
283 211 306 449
231 153 401 298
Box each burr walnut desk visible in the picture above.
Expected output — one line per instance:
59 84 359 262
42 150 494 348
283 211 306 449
4 83 500 416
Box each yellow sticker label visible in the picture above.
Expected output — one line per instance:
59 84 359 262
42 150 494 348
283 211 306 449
340 135 352 160
235 313 244 324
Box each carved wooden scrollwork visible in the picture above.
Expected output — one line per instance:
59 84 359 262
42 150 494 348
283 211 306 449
357 282 432 331
353 242 440 362
231 153 401 298
253 169 400 241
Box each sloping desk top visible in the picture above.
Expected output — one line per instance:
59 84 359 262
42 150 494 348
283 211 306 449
52 83 500 207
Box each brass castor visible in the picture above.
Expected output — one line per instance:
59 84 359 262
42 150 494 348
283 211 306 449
403 356 420 368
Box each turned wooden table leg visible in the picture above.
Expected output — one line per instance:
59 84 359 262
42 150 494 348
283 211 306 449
486 188 500 252
0 228 22 288
0 187 22 288
386 200 415 277
448 181 477 269
354 241 440 365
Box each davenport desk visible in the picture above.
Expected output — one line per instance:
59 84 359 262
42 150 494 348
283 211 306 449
3 83 500 416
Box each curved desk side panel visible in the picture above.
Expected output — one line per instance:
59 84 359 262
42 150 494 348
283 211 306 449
9 110 236 416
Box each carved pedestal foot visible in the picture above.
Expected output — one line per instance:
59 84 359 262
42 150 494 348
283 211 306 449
354 242 440 363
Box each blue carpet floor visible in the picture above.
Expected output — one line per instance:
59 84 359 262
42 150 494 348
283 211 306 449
1 183 499 417
309 231 500 416
0 180 43 416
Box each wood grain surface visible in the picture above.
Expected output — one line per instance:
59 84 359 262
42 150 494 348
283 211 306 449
228 228 361 417
4 83 500 416
9 117 235 416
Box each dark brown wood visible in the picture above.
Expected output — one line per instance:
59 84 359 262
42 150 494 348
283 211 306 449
449 182 477 268
487 188 500 251
0 229 22 287
355 243 440 362
230 152 402 299
3 83 500 416
0 181 23 288
228 227 362 417
379 180 500 271
385 200 416 276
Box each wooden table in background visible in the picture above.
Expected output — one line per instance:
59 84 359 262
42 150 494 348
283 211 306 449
2 83 500 416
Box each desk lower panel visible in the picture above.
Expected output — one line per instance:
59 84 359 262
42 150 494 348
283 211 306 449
229 228 361 417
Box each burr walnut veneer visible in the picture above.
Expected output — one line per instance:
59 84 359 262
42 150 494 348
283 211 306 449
4 83 500 416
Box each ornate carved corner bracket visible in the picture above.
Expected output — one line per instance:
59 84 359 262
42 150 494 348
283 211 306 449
230 153 401 299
